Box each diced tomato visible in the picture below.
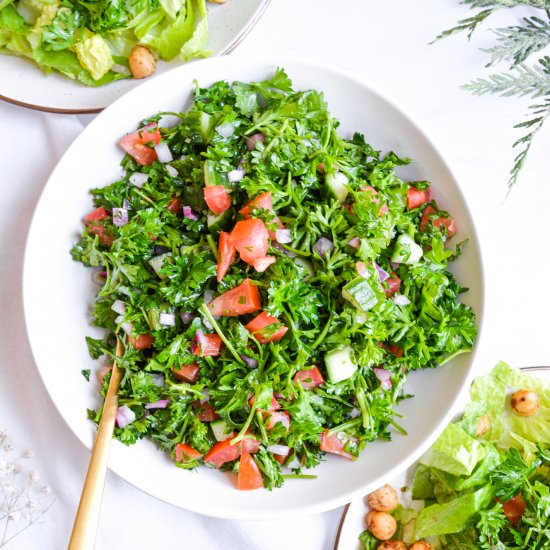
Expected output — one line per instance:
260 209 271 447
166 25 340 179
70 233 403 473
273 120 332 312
245 311 288 344
193 333 222 357
172 363 200 383
388 344 403 357
253 255 276 273
83 207 114 247
229 219 270 265
204 439 240 468
175 443 202 463
249 394 281 411
217 231 236 282
237 453 264 490
293 366 324 389
167 196 182 214
420 205 457 239
319 429 358 460
97 365 112 386
384 274 401 298
239 192 273 219
193 400 219 422
407 186 431 209
204 185 231 215
241 437 261 454
130 333 154 350
207 279 261 317
265 410 290 432
119 123 161 166
501 494 525 525
273 453 287 465
360 186 388 215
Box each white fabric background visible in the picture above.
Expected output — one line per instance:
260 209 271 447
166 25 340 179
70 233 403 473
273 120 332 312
1 1 549 548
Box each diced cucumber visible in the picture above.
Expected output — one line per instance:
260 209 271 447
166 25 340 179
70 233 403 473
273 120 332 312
204 159 229 187
294 257 314 279
211 419 233 441
342 277 378 312
391 234 423 264
148 252 171 278
207 209 233 235
325 347 357 383
325 172 349 203
185 111 215 143
181 186 205 211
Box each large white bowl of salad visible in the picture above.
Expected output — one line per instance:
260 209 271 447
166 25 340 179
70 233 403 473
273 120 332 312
23 54 484 519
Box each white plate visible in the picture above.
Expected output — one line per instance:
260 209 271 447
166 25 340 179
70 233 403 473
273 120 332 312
0 0 270 113
334 366 550 549
23 54 484 519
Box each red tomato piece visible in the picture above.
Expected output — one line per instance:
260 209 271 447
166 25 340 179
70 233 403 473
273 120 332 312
245 311 288 344
119 123 161 166
97 365 112 386
265 410 290 432
229 219 270 265
83 207 114 247
360 186 388 216
207 279 261 317
248 394 281 411
204 186 231 215
130 333 154 350
293 366 324 389
172 363 200 383
237 453 264 490
239 192 273 219
273 453 287 465
387 344 403 357
407 186 431 209
204 439 240 468
252 255 276 273
319 429 358 460
193 333 222 357
193 401 219 422
217 231 236 283
167 196 182 214
175 443 202 464
501 494 525 525
420 205 457 239
384 274 401 298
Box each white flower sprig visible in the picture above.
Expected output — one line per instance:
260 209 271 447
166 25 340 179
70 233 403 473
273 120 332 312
0 427 55 548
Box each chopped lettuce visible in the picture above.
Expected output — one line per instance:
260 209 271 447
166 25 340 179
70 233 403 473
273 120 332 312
73 28 113 80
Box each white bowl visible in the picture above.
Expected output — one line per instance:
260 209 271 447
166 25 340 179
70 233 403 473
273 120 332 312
23 54 484 519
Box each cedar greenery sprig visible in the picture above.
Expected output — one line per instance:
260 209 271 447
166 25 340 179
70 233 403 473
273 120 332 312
435 0 550 189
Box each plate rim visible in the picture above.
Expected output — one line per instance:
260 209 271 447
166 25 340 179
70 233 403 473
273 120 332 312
0 0 271 115
22 52 486 519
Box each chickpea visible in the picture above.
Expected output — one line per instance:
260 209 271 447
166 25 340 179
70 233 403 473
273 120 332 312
409 542 434 550
367 484 398 512
365 510 397 541
377 541 407 550
129 45 156 79
511 389 540 417
476 414 490 436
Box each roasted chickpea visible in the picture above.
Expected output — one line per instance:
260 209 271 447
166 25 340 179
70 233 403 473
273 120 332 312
129 45 157 79
409 541 434 550
377 541 407 550
367 484 398 512
476 414 490 436
511 389 540 417
365 510 397 541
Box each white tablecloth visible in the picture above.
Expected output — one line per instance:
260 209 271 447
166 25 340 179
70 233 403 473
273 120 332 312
1 1 549 549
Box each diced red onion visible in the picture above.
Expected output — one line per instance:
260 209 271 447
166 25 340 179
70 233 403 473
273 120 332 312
182 206 198 220
274 392 284 399
158 114 181 129
348 237 361 249
253 256 276 272
216 122 235 138
203 317 213 330
390 261 400 271
275 228 292 244
237 158 247 172
286 455 301 470
227 169 244 183
356 261 368 278
122 198 132 210
273 242 296 258
165 165 179 178
115 405 136 428
374 263 390 282
111 300 126 315
180 312 195 324
149 373 165 387
393 294 411 306
159 312 176 326
374 368 393 391
91 270 107 285
348 407 361 419
145 399 169 410
153 245 170 255
200 388 210 403
115 317 133 335
267 444 290 456
203 290 214 304
246 132 265 151
129 172 148 188
112 207 128 227
195 330 207 347
154 142 173 163
240 355 258 369
313 237 334 258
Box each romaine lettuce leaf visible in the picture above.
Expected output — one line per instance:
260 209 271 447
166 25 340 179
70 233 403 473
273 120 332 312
73 28 113 80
